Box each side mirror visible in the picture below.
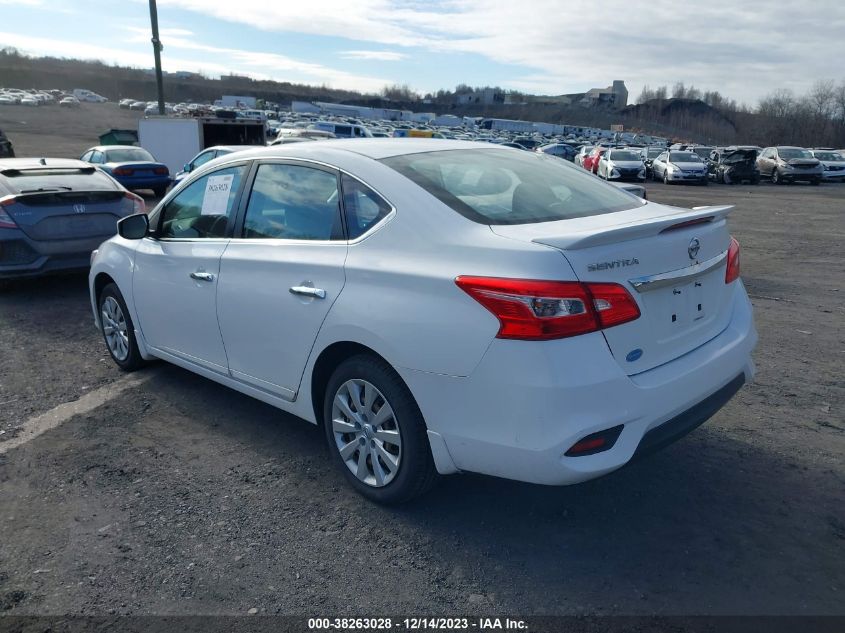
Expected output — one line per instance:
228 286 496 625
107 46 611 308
117 213 149 240
183 163 191 172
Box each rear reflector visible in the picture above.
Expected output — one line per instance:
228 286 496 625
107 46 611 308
0 196 17 228
153 167 169 175
124 191 146 215
455 276 640 341
565 425 624 457
725 236 740 284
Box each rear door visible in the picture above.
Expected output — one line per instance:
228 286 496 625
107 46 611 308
491 205 737 375
132 163 248 373
216 161 348 399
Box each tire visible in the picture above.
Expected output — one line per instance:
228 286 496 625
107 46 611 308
323 354 438 504
772 170 781 185
153 186 167 198
812 178 821 186
663 171 670 185
751 176 760 185
98 283 145 371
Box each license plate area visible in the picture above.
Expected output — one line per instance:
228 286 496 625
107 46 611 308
645 276 718 342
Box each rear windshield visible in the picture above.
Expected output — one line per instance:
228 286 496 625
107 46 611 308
381 149 640 225
668 152 701 162
1 168 118 194
778 148 812 160
104 148 155 162
609 150 641 161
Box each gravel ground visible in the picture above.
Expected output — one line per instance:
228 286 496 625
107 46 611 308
0 106 843 620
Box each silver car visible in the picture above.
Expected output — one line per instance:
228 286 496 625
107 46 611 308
651 150 708 185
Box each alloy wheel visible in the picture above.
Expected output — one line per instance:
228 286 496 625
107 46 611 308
101 296 129 361
331 379 402 487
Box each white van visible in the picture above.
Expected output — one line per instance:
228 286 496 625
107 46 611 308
308 121 372 139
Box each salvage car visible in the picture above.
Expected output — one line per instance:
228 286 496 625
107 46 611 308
597 148 646 181
652 150 708 185
80 145 171 197
639 146 664 179
0 158 144 280
809 149 845 182
582 146 607 173
574 145 594 168
707 147 760 184
89 139 757 503
756 146 822 185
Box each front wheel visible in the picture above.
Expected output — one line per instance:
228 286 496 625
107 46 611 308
323 354 437 504
98 283 144 371
153 186 167 198
811 178 821 186
772 170 781 185
663 171 670 185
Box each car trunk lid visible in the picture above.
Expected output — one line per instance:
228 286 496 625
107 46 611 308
490 204 736 374
2 190 130 240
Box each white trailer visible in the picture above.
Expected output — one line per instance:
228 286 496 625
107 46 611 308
138 117 266 174
221 95 257 109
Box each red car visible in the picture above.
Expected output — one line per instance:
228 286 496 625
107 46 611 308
582 147 607 173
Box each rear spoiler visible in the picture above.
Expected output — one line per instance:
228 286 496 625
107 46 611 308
531 205 734 250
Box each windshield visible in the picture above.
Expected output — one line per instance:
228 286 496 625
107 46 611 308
669 152 701 163
104 148 155 162
381 149 639 225
778 148 813 160
814 151 843 161
609 150 641 161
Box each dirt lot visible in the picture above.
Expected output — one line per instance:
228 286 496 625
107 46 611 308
0 105 843 621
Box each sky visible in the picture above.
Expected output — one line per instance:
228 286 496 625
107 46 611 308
1 0 843 105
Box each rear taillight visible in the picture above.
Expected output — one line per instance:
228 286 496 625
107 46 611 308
0 196 17 228
113 167 134 176
725 236 740 284
124 191 146 215
153 166 169 175
455 276 640 341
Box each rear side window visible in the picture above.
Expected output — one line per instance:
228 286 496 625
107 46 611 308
159 165 245 238
341 174 392 239
0 167 117 193
242 164 343 240
381 149 638 225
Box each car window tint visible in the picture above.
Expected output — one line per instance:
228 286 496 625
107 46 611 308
382 149 638 225
160 165 245 239
192 151 216 169
242 164 342 240
341 174 392 239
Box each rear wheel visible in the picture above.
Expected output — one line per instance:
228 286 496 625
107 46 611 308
323 354 437 504
98 283 144 371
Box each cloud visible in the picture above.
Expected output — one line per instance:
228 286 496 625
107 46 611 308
0 29 392 93
154 0 845 102
340 50 407 61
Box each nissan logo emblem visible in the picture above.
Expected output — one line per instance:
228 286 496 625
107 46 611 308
688 237 700 260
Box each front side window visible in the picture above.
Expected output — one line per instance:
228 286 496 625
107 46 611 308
159 165 246 239
242 164 342 240
381 149 639 225
341 174 392 239
191 150 216 170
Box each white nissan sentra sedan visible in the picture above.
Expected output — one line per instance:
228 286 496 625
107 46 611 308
89 139 757 503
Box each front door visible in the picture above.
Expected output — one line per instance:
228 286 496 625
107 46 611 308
133 163 247 374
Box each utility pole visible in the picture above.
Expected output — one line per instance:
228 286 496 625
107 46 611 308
148 0 165 115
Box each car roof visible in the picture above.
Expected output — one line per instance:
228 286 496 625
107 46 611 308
0 157 90 170
86 145 145 152
209 139 510 163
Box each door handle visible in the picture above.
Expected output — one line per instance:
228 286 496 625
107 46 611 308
190 271 215 282
289 285 326 299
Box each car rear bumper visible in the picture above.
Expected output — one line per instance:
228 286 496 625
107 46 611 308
114 176 171 190
0 229 104 278
400 281 757 485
